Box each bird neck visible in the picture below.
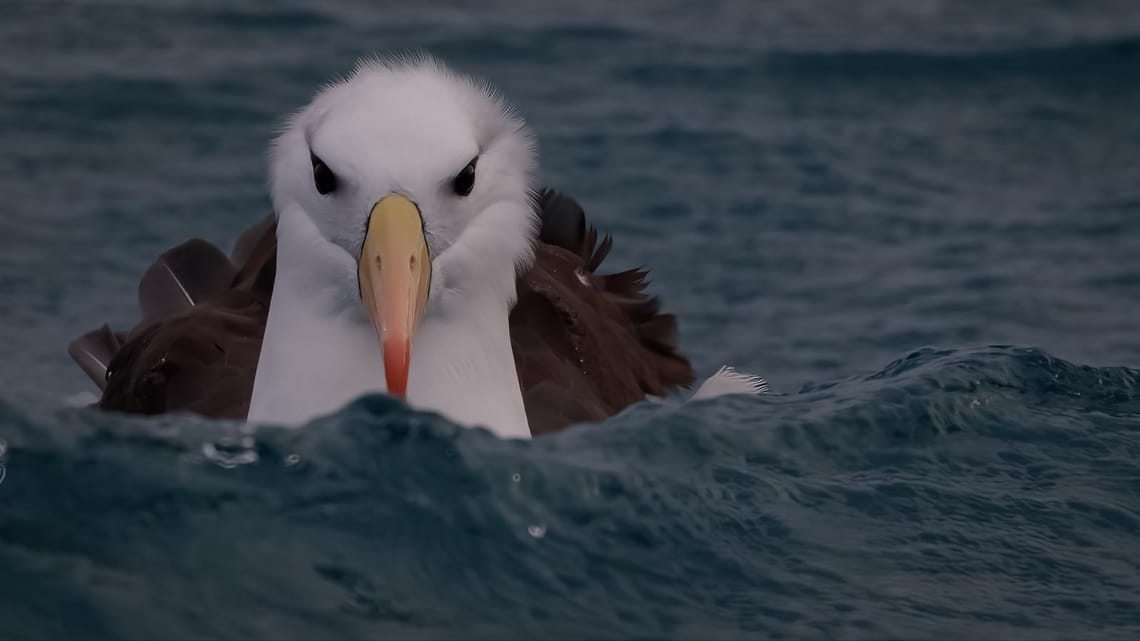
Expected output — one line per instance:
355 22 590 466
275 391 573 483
248 207 385 426
407 291 531 439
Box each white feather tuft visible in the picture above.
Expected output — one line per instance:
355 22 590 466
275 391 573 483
689 365 770 402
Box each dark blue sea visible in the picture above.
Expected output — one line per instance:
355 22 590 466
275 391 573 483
3 1 1140 639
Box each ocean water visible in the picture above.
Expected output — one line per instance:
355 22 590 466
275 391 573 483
2 1 1140 639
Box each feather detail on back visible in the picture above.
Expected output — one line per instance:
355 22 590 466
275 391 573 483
67 324 126 390
138 240 236 323
512 189 695 434
69 217 277 418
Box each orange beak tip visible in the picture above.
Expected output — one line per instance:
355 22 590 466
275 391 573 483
383 338 410 399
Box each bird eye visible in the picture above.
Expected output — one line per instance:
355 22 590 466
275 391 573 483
311 152 338 195
452 157 477 197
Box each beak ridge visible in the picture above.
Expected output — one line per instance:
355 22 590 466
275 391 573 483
358 194 431 399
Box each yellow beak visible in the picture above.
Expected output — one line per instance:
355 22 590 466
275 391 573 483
358 194 431 399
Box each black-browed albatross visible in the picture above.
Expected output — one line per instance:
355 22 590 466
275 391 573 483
68 54 766 438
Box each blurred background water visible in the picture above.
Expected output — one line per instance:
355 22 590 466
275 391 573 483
1 1 1139 639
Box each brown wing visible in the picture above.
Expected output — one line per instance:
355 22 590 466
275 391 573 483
69 216 277 420
68 191 694 433
510 190 694 435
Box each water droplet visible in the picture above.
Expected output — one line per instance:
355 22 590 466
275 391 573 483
527 524 546 539
0 465 6 486
284 454 301 467
201 442 258 469
511 473 521 483
0 439 7 458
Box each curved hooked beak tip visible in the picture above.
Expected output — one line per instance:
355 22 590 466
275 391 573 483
357 194 431 399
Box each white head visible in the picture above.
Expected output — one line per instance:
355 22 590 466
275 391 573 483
266 53 539 397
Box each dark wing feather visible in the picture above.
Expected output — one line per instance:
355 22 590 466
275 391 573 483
138 239 236 324
67 324 124 390
82 215 277 419
510 189 694 435
100 292 268 419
